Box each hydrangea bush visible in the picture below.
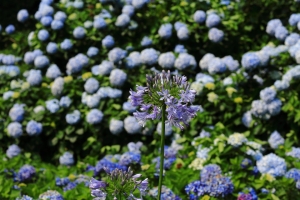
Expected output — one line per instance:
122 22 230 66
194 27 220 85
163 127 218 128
1 0 300 199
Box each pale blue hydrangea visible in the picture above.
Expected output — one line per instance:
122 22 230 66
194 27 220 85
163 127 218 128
158 23 172 39
158 52 175 69
251 100 268 118
73 1 84 9
109 69 127 87
266 19 282 35
246 149 262 161
5 25 15 34
268 131 284 149
289 13 300 26
46 64 61 79
275 26 288 41
73 26 86 39
59 96 71 108
60 39 73 50
93 17 107 29
38 29 50 41
122 5 135 17
82 93 100 108
174 53 196 70
84 20 93 28
255 51 270 66
97 87 122 98
221 56 239 71
196 146 211 159
34 11 42 20
274 80 289 91
194 10 206 23
253 75 264 85
87 47 99 57
51 20 64 31
66 110 81 125
122 101 137 113
102 35 115 49
51 77 64 96
34 55 49 68
132 0 147 9
46 42 58 54
257 153 286 177
27 69 42 86
124 116 142 134
46 99 60 113
208 28 224 43
199 127 213 138
2 55 16 65
26 120 43 136
97 8 112 19
6 144 21 158
241 52 260 70
260 87 276 103
285 33 300 46
59 152 74 166
23 51 38 64
177 27 189 40
108 47 126 63
223 77 233 85
141 36 152 46
268 98 282 116
7 122 23 138
39 4 54 16
115 14 130 27
109 119 124 135
199 53 215 70
66 53 89 74
156 122 172 136
227 133 248 147
97 60 114 75
54 11 67 22
140 48 159 65
3 91 14 100
17 9 29 23
9 104 25 122
39 190 63 200
40 16 53 26
84 77 99 94
195 73 214 84
86 109 104 125
286 147 300 159
207 57 226 74
206 13 221 28
174 44 187 53
174 22 186 31
125 52 141 68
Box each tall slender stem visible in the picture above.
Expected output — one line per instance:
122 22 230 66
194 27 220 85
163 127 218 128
158 104 166 200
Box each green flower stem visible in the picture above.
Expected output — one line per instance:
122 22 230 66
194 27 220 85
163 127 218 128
158 104 166 200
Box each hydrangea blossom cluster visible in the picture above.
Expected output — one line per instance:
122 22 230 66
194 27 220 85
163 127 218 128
149 185 181 200
256 153 286 177
268 130 285 149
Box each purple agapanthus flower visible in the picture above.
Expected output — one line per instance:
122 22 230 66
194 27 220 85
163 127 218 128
129 70 201 129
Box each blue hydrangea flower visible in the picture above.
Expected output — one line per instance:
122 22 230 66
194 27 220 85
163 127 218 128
250 100 268 118
97 87 122 98
260 87 276 103
109 69 127 87
66 110 81 125
87 47 99 57
285 33 300 46
73 1 84 9
199 53 215 70
27 69 42 86
34 55 49 68
289 13 300 26
208 28 224 43
51 20 64 30
194 10 206 23
34 11 42 20
16 165 36 182
275 26 288 41
60 96 72 108
3 91 14 100
141 36 152 46
59 152 74 166
46 42 58 54
109 119 124 135
26 120 43 136
98 60 114 75
124 116 142 134
5 25 15 34
223 77 233 85
17 9 29 23
82 93 100 108
286 147 300 159
84 20 93 29
39 4 54 16
33 105 45 113
38 29 49 41
268 98 282 116
122 101 137 113
268 130 284 149
40 16 53 26
102 35 115 49
285 168 300 181
242 111 252 127
266 19 282 35
46 99 60 113
156 122 172 136
125 51 141 68
108 47 126 63
174 44 187 53
84 77 99 94
149 185 181 200
9 104 25 122
207 57 226 74
174 22 186 31
86 109 104 125
255 51 269 66
39 190 63 200
132 0 147 9
7 122 23 138
93 17 107 29
140 48 159 65
206 13 221 28
158 52 175 69
257 153 286 177
60 39 73 50
119 152 141 165
66 53 89 74
2 55 16 65
54 11 67 22
6 144 21 158
221 56 239 71
177 27 189 40
46 64 61 79
174 53 197 70
122 5 135 17
274 80 289 91
195 73 214 84
115 14 130 27
241 52 260 70
24 52 36 64
51 77 64 96
73 26 86 39
158 23 172 39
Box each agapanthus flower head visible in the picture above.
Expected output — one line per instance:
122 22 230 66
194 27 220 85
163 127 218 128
129 70 201 129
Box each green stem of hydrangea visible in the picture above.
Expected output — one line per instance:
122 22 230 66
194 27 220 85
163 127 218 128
158 104 166 200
